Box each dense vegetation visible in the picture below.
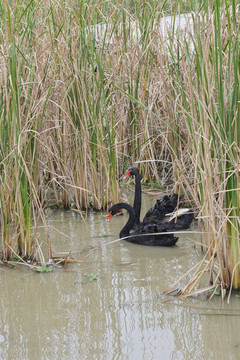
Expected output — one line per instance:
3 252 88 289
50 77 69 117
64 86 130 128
0 0 239 297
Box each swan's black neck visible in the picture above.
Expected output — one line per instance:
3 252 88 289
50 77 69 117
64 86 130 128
116 203 136 239
133 171 141 225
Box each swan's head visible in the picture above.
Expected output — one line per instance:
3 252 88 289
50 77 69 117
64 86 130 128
108 204 126 221
124 167 139 178
108 204 118 221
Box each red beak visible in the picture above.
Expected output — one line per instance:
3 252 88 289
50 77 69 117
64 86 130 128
124 170 131 178
108 212 113 221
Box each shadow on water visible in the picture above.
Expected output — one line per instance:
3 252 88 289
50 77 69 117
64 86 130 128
0 195 240 359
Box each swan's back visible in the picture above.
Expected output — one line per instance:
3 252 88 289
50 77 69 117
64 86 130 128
142 194 185 224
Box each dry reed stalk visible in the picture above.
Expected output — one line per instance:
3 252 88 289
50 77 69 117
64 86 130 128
158 2 240 296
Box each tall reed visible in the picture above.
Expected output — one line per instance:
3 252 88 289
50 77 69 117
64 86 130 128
162 1 240 293
0 1 53 260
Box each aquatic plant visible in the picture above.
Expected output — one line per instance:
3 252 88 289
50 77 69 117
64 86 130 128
84 272 99 281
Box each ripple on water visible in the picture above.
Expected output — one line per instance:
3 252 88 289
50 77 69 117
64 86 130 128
0 203 239 360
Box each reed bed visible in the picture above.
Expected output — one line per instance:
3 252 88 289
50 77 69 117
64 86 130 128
0 0 239 297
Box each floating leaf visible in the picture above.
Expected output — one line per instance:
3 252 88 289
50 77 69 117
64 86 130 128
84 272 99 280
35 264 53 273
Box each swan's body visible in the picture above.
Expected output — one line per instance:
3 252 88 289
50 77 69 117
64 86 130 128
124 167 193 230
108 203 178 246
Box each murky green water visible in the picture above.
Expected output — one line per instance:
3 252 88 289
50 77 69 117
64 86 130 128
0 195 240 359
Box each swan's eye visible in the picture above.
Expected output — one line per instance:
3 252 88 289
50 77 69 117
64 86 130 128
108 212 113 221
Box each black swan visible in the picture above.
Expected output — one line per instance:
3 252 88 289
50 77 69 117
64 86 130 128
108 203 178 246
124 167 194 230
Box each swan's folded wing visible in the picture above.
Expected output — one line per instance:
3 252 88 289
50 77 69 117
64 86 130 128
142 194 184 224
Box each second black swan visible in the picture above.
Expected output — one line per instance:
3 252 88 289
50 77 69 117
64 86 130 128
124 167 194 230
108 203 178 246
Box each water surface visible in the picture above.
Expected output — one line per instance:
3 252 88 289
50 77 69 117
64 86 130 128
0 195 239 359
